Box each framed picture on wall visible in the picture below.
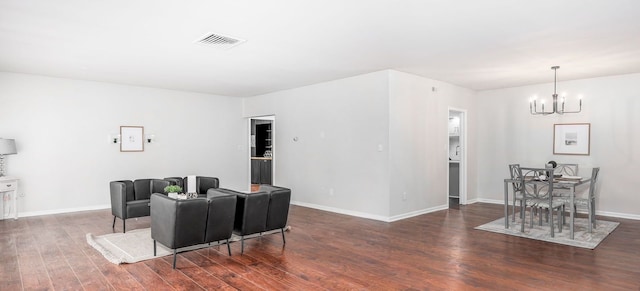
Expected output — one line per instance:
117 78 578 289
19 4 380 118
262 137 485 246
553 123 590 155
120 126 144 152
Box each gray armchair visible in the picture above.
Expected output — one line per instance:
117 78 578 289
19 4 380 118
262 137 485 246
150 194 208 269
110 179 170 233
150 192 237 269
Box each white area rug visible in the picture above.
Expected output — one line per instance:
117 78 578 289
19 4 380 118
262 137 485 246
475 215 619 249
87 227 290 264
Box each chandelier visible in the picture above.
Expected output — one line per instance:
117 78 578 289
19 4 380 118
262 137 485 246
529 66 582 115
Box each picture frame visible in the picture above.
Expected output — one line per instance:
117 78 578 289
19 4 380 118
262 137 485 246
553 123 590 155
120 126 144 152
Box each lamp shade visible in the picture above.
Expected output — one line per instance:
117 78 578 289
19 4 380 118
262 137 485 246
0 139 17 155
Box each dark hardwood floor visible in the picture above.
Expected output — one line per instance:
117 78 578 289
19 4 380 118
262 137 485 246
1 203 639 290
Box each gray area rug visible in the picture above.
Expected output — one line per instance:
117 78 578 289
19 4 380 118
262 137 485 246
86 227 290 264
475 215 619 249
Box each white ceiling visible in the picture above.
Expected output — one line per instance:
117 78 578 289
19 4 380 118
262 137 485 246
1 0 640 97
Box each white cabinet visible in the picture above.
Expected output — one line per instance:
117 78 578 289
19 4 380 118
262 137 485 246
0 176 19 219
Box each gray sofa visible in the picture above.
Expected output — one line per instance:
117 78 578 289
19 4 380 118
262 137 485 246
209 185 291 254
150 190 237 269
110 176 220 232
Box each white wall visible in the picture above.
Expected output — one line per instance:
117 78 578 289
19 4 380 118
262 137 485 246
243 71 392 219
0 72 247 217
477 73 640 219
243 70 477 221
388 71 477 218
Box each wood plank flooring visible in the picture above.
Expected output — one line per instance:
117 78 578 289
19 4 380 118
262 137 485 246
1 203 639 290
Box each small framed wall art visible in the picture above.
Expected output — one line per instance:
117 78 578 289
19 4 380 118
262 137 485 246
120 126 144 152
553 123 590 155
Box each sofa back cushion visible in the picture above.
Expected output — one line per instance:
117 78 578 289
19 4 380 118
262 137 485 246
235 191 269 235
264 187 291 230
196 176 219 194
133 179 153 200
204 190 237 243
151 179 170 195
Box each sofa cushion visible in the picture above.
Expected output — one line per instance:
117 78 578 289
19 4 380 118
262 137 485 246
126 199 151 218
197 176 219 194
265 187 291 230
204 190 237 243
234 191 269 235
133 179 153 200
151 179 170 194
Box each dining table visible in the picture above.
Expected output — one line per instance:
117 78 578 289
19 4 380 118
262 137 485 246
504 168 591 239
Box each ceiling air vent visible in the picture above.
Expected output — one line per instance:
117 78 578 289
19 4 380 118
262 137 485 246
196 32 246 49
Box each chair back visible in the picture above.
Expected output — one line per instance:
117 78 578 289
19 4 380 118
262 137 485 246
133 179 153 200
261 186 291 231
520 167 555 199
555 163 579 176
196 176 219 194
151 179 170 194
204 190 237 243
235 191 270 235
589 167 600 200
508 164 523 193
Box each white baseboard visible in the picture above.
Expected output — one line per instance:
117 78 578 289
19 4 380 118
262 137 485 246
18 204 111 218
596 210 640 220
291 200 448 222
471 199 640 221
291 201 390 222
465 198 481 204
387 205 448 222
15 199 640 222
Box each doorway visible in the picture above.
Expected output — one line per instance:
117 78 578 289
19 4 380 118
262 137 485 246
448 109 467 208
249 116 275 191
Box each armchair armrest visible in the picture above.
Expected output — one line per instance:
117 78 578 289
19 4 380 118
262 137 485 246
110 181 130 219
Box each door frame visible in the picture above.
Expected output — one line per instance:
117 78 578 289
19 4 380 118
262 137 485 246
247 115 276 189
447 107 467 205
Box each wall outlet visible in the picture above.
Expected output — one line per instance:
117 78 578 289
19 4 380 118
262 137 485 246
402 192 407 201
329 188 335 196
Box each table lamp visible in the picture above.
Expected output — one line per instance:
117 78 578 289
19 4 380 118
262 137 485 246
0 138 17 177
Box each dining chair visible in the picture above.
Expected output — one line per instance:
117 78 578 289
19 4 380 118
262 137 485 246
555 163 579 176
556 167 600 232
551 163 579 224
519 167 565 237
